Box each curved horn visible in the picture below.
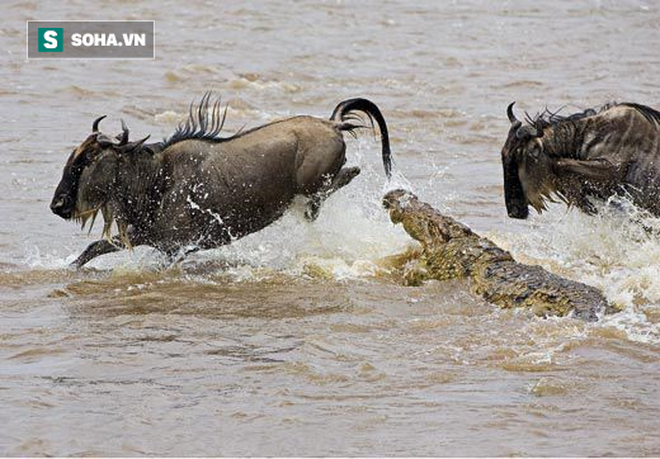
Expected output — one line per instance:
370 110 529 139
118 119 129 146
507 102 519 124
92 115 107 132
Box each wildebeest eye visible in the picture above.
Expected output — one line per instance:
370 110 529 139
528 144 541 159
76 144 102 164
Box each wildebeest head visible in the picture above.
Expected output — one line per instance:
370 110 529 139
50 116 148 227
500 102 557 219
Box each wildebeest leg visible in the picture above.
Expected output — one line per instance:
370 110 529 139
305 166 361 221
71 237 125 268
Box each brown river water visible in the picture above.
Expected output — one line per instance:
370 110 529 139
1 0 660 456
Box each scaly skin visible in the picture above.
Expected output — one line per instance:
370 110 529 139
383 189 618 321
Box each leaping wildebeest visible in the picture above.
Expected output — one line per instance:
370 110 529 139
50 93 392 267
501 101 660 219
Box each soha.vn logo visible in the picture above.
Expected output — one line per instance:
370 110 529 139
38 28 63 52
28 21 154 59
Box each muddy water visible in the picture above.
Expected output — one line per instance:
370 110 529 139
1 0 659 456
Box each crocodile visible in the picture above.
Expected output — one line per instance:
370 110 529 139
383 189 619 321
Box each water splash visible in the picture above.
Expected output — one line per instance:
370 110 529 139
22 243 75 270
487 196 660 344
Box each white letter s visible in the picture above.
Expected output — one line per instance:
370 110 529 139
43 30 58 49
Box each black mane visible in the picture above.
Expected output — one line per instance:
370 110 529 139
158 92 235 149
620 102 660 125
528 101 660 131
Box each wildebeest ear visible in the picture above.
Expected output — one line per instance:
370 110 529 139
117 135 151 154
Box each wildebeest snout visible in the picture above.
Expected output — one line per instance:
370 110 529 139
50 194 73 219
506 202 529 219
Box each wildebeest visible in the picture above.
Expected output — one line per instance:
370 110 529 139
500 101 660 219
50 93 392 267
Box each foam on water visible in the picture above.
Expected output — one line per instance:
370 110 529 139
22 243 77 270
186 189 411 279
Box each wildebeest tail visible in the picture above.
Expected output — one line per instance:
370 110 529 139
331 98 392 178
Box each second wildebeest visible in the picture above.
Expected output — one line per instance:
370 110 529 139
50 93 392 267
500 101 660 219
